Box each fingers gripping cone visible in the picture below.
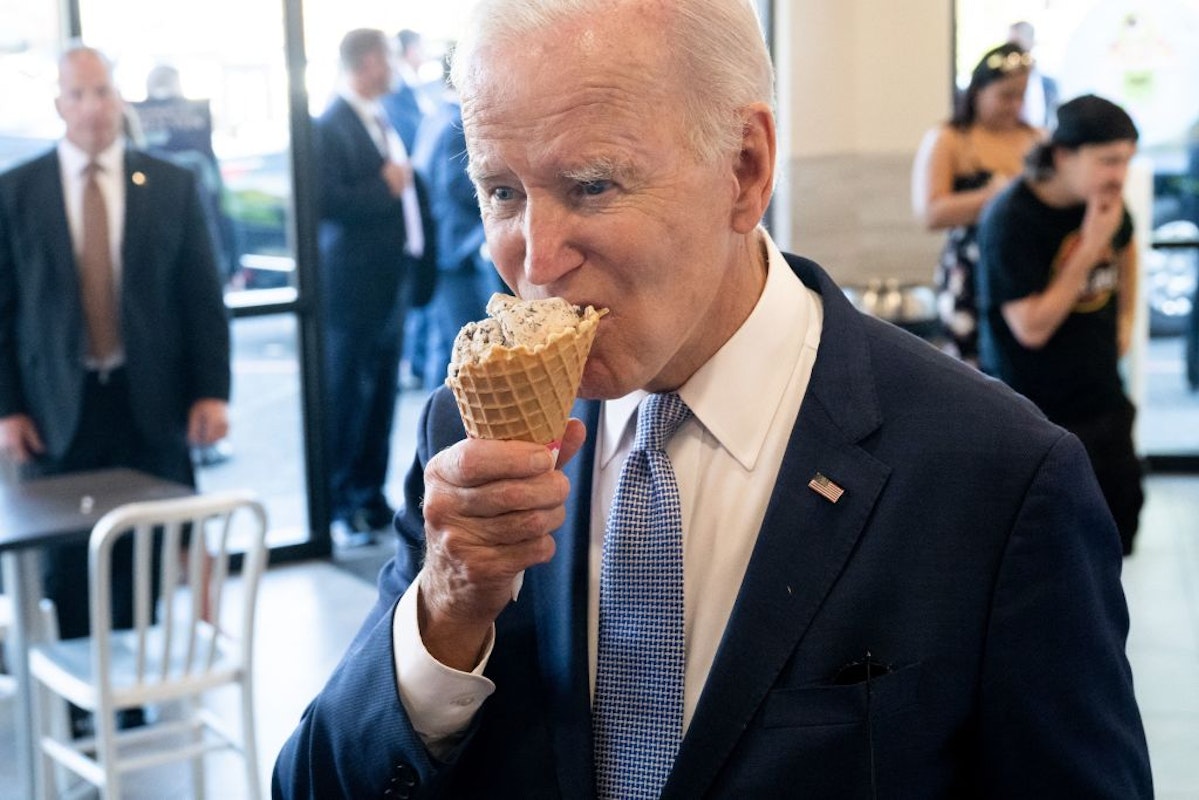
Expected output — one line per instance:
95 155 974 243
446 296 607 597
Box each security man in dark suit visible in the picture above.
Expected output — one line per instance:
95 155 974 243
313 28 435 544
0 45 230 730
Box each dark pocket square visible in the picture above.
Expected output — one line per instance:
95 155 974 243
833 654 895 686
761 661 922 729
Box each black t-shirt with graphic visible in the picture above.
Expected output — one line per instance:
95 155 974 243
976 179 1134 426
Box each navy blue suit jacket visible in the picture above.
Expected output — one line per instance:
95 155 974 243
381 82 427 156
274 255 1151 799
411 97 487 275
0 147 230 460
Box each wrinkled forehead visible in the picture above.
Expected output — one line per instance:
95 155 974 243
458 0 674 80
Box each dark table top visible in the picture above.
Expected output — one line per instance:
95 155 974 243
0 467 193 553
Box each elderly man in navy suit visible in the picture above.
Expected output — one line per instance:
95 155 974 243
0 44 230 731
275 1 1152 797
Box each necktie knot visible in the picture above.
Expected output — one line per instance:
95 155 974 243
633 392 691 453
84 161 101 179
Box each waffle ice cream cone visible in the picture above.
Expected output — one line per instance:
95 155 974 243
447 294 607 446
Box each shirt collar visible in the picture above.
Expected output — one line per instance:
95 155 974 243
599 391 645 469
398 63 421 87
340 88 383 120
600 228 816 471
58 135 125 178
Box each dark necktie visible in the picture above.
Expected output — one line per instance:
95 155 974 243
79 162 120 361
594 392 693 799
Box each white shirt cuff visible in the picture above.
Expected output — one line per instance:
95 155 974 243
392 570 496 747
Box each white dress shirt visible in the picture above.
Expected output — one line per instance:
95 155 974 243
393 228 824 752
341 89 424 259
58 136 127 370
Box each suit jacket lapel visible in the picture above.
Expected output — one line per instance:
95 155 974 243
665 257 893 799
336 97 386 170
121 149 149 303
28 153 77 283
27 154 85 355
529 399 601 796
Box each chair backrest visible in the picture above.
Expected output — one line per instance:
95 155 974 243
86 491 268 703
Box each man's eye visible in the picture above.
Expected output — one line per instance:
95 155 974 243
492 187 515 201
580 180 610 196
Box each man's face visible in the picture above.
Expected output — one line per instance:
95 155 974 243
55 51 124 157
462 12 756 399
1057 140 1136 203
402 41 424 72
353 45 394 99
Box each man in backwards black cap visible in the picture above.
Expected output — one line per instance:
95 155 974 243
977 94 1143 555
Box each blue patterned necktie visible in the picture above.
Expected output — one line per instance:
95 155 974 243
594 392 693 799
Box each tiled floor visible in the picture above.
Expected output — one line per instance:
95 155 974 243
1 476 1196 798
1122 474 1199 798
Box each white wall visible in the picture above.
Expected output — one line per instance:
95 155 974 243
773 0 953 287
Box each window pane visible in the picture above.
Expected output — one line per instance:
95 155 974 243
81 0 296 299
0 3 63 171
197 315 310 548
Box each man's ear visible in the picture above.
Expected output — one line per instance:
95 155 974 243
730 102 777 234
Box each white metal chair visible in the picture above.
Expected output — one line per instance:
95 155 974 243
28 490 268 799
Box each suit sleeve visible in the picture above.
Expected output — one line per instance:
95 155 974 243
174 170 231 402
273 392 468 799
976 431 1152 797
0 181 25 416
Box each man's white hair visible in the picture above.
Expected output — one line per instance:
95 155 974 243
449 0 775 164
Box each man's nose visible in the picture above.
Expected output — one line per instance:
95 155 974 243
522 197 580 286
80 91 105 114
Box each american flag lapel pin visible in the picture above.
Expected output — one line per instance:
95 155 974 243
808 472 845 503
